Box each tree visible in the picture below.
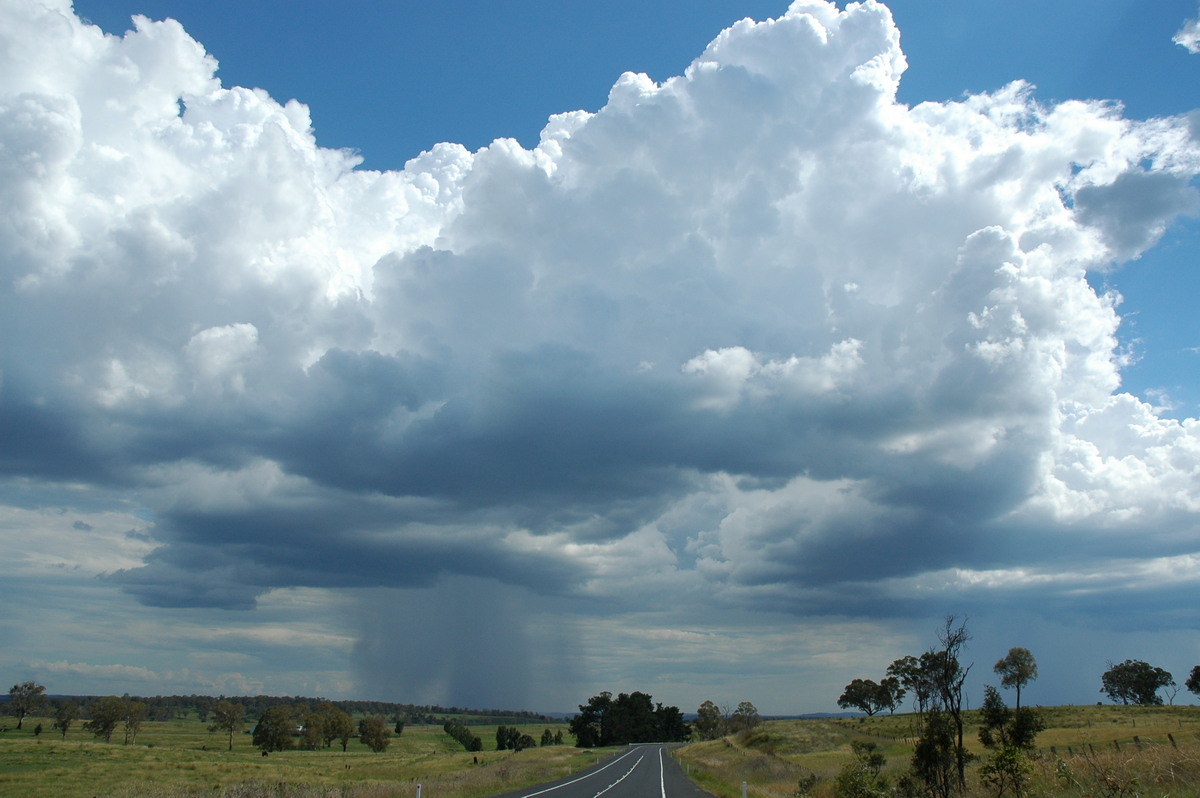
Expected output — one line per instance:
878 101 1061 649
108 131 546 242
909 709 957 798
122 700 146 744
444 719 482 752
7 681 47 730
731 701 761 733
904 616 972 795
838 679 890 717
977 685 1044 797
253 705 296 753
993 648 1038 710
540 728 555 746
300 712 324 750
1100 659 1174 706
358 716 391 752
929 616 972 790
84 696 127 743
888 655 933 714
879 676 905 714
693 700 725 740
207 700 246 751
1185 665 1200 697
54 700 79 740
324 707 355 752
835 739 890 798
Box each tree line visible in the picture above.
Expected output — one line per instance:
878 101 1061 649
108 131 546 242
0 687 552 728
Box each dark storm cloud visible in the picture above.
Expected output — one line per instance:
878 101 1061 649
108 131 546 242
4 0 1200 708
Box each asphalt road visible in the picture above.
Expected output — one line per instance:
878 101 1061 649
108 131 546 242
490 744 715 798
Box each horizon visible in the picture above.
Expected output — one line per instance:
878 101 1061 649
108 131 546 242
2 0 1200 715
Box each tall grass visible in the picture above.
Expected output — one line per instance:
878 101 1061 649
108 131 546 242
672 705 1200 798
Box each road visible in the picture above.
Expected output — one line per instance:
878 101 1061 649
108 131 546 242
490 744 715 798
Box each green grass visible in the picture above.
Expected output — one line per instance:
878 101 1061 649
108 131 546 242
673 705 1200 798
7 706 1200 797
0 718 591 798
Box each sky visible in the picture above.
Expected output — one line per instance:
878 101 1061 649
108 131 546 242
2 0 1200 716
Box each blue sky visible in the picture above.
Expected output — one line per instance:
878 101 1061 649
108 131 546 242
2 0 1199 715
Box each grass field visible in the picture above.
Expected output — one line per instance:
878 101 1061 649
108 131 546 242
674 704 1200 798
4 705 1200 797
0 718 595 798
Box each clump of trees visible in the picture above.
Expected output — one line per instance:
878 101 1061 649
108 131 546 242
1100 659 1175 706
495 725 537 751
444 719 483 751
253 705 298 753
357 716 391 752
539 728 565 746
692 700 762 740
83 695 147 744
834 619 1056 797
569 691 690 747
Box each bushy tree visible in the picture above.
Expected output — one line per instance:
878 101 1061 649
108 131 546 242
731 701 761 733
325 707 356 752
54 700 79 740
253 705 296 753
910 708 957 798
208 700 246 751
993 648 1038 710
1100 659 1174 706
7 681 47 730
84 696 127 743
977 685 1045 797
358 716 391 752
1184 664 1200 697
834 740 889 798
693 700 724 740
838 679 890 716
300 712 325 750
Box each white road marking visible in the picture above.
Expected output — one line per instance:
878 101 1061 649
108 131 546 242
518 746 643 798
592 754 645 797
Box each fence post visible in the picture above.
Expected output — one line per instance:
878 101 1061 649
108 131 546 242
742 781 748 798
1169 733 1178 749
416 785 421 798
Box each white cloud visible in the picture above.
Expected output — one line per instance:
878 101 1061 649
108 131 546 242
1175 10 1200 53
3 0 1200 708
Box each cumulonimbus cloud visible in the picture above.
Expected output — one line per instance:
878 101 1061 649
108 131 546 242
2 0 1200 628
